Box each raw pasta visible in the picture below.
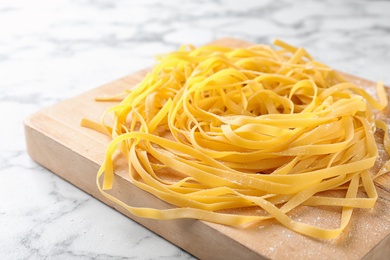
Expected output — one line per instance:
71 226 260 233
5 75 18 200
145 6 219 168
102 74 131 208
81 39 390 239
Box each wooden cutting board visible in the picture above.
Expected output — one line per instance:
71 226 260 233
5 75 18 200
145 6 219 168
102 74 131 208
24 38 390 259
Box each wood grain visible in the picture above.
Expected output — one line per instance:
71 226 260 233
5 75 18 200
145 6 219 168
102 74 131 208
24 38 390 259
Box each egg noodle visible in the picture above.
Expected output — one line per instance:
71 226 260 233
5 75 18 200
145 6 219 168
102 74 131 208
81 39 390 239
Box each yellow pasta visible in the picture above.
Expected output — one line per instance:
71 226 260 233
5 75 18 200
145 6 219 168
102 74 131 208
81 39 390 239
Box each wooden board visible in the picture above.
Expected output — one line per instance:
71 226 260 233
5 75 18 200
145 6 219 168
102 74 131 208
24 38 390 259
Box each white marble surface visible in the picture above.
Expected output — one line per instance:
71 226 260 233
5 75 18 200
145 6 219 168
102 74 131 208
1 0 389 259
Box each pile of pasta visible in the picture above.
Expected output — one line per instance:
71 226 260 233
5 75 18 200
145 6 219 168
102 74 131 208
82 40 390 239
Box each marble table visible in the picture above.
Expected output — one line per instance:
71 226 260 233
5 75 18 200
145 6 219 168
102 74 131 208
1 0 389 259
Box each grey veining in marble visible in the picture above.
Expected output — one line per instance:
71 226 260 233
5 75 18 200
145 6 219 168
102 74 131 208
1 0 389 259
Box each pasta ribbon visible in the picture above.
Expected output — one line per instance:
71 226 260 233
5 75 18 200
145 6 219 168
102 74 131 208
81 40 390 239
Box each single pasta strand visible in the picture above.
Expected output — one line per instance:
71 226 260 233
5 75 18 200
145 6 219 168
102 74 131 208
81 39 390 240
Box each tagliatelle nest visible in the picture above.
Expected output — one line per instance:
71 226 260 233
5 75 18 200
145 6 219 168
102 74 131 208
82 39 390 239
